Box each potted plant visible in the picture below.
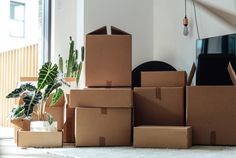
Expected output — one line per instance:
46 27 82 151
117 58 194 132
6 62 68 132
58 36 84 86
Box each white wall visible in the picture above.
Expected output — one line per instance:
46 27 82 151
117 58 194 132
51 0 77 64
154 0 236 73
84 0 154 68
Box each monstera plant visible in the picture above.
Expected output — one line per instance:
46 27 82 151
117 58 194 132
6 62 67 125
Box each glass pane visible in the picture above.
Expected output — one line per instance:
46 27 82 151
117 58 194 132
0 0 47 127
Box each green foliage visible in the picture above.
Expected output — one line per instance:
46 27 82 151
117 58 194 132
51 88 63 106
6 62 66 124
58 55 63 73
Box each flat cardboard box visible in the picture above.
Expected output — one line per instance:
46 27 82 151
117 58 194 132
187 86 236 145
75 107 131 146
134 87 184 126
86 26 132 87
70 88 133 108
133 126 192 149
141 71 186 87
17 130 63 147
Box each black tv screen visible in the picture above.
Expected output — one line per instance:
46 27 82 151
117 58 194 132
196 33 236 85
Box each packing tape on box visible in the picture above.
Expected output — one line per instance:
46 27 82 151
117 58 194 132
101 108 107 114
155 88 162 100
99 136 106 146
106 81 112 87
210 131 216 145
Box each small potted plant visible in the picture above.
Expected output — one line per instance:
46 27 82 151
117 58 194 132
6 62 68 132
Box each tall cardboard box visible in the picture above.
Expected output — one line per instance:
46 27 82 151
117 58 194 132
134 126 192 149
72 88 133 146
134 87 185 126
141 71 186 87
85 26 132 87
186 63 236 145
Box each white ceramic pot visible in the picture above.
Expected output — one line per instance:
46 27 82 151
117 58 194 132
30 121 57 132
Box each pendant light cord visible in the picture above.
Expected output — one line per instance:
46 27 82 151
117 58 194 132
193 0 200 39
185 0 187 17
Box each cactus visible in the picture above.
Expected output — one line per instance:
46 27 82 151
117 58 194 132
58 55 63 73
58 36 84 86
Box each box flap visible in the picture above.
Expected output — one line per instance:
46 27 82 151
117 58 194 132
227 62 236 85
87 26 107 35
111 26 130 35
186 63 196 86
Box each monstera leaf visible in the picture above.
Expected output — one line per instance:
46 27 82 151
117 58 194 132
43 81 62 100
37 62 58 91
23 91 42 116
50 88 63 106
6 83 36 98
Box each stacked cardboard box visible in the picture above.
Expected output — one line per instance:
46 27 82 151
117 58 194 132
186 63 236 145
70 26 132 147
133 71 192 149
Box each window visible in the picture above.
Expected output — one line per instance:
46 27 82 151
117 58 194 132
9 1 25 38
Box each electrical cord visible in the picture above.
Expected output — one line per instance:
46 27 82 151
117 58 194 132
193 0 201 39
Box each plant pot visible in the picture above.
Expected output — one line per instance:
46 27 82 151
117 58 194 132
30 121 57 132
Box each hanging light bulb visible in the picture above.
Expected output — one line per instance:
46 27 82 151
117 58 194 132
183 16 189 36
183 0 189 36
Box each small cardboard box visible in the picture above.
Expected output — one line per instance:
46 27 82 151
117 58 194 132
85 26 132 87
133 126 192 149
17 130 63 147
141 71 186 87
186 63 236 145
70 88 133 108
75 107 131 146
134 87 184 126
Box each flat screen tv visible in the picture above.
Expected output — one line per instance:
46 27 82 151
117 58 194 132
196 33 236 85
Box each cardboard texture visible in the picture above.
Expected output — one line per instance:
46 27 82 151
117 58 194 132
85 26 132 87
134 87 184 126
63 105 75 143
70 88 133 108
186 62 236 145
75 107 131 146
141 71 186 87
187 86 236 145
133 126 192 149
17 130 63 147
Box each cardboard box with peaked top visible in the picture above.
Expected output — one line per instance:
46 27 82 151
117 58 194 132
141 71 187 87
186 62 236 145
73 88 132 146
134 87 185 126
133 126 192 149
85 26 132 87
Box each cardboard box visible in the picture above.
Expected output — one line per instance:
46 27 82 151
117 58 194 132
134 87 184 126
133 126 192 149
141 71 186 87
45 94 65 131
186 63 236 145
63 105 75 143
75 107 131 146
70 88 133 108
17 130 63 147
85 26 132 87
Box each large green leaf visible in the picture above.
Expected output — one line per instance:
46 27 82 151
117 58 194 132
6 83 36 98
9 105 25 119
23 91 42 116
43 81 62 100
50 88 63 106
37 62 58 91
